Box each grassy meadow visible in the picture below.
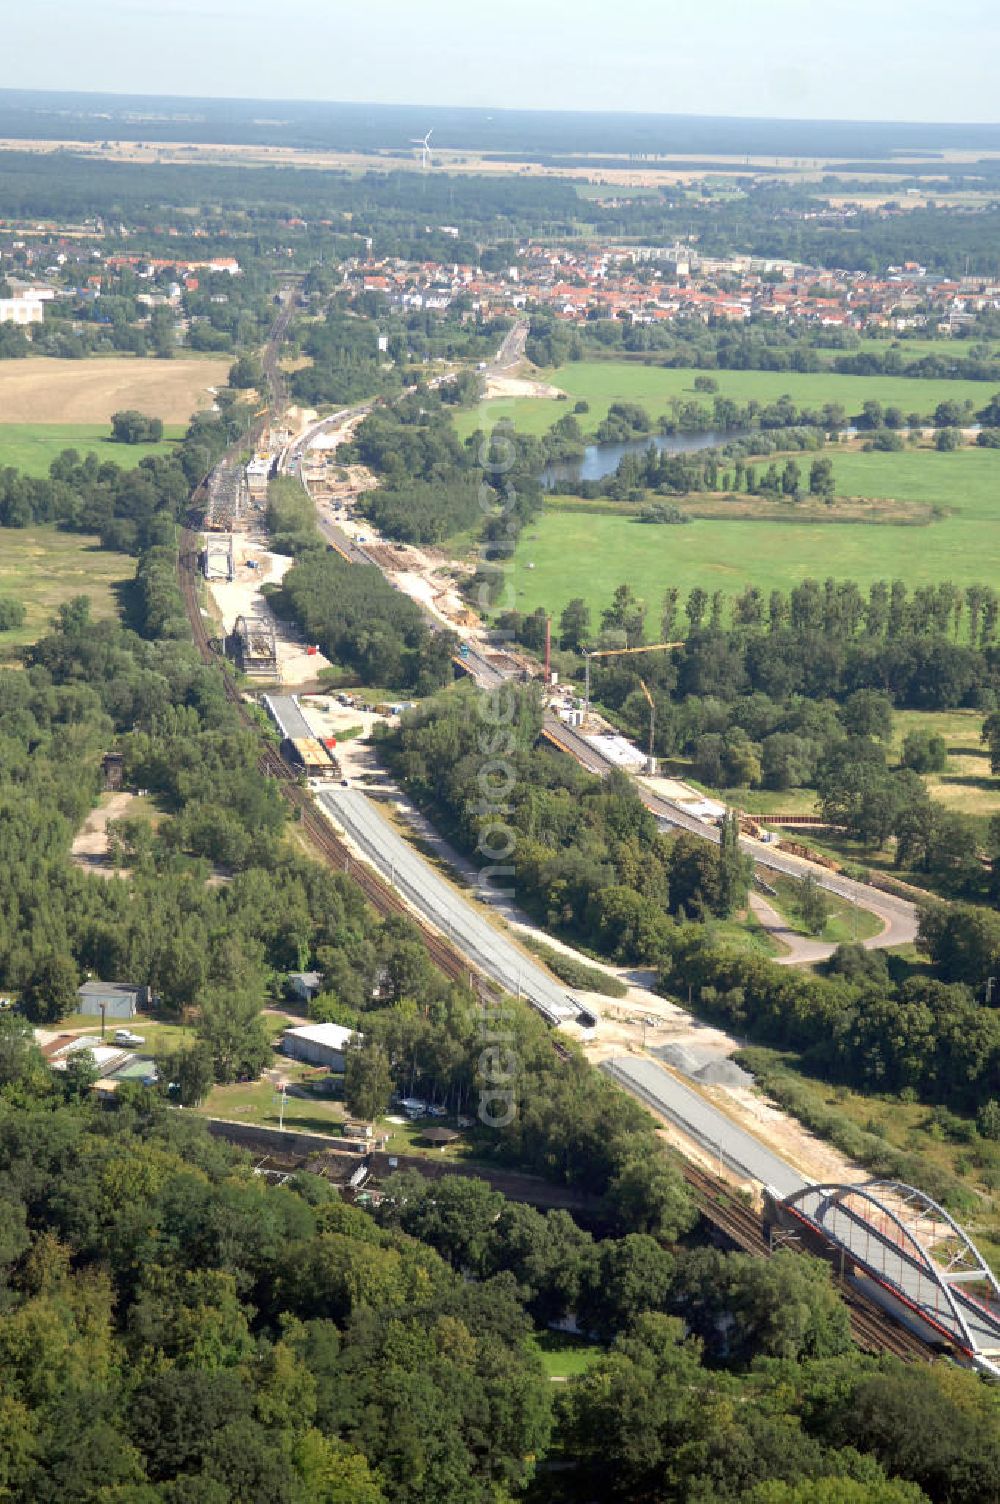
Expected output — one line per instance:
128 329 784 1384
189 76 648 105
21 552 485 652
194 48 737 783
505 440 1000 613
454 359 999 442
0 423 184 477
0 526 134 652
891 709 1000 823
766 876 885 946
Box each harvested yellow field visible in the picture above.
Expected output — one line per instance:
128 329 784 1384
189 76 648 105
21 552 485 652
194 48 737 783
0 356 230 424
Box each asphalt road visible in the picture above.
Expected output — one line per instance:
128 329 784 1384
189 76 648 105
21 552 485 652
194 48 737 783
602 1055 806 1198
748 892 868 967
316 787 582 1025
547 720 918 951
488 318 529 372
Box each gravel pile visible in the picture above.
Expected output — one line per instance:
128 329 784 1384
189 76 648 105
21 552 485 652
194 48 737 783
694 1057 754 1089
654 1042 754 1089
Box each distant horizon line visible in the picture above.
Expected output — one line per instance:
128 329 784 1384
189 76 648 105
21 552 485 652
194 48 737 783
0 84 996 133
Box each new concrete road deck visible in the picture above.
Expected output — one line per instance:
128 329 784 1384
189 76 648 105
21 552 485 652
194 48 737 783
263 694 315 742
316 787 582 1025
602 1055 806 1198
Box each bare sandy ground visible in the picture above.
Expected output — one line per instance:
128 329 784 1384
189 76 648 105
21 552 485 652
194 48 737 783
203 533 333 687
484 375 565 400
70 791 136 875
0 357 230 424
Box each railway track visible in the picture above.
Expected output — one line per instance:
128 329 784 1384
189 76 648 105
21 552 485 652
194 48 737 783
182 531 938 1367
680 1162 933 1362
178 301 937 1370
181 527 493 995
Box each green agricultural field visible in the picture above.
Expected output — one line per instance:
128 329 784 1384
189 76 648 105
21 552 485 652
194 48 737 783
453 359 999 442
0 526 133 651
505 444 1000 616
853 336 1000 361
0 423 184 477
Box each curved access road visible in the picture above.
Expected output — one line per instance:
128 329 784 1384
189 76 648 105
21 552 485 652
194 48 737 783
544 719 918 954
747 892 885 967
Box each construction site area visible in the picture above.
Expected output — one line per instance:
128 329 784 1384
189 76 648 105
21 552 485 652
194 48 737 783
295 408 486 636
202 532 332 687
198 411 337 688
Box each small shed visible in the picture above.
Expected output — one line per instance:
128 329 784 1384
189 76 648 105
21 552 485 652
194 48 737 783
281 1022 354 1071
77 981 150 1020
286 971 323 1004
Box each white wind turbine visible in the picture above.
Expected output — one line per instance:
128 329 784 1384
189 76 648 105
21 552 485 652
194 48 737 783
409 129 433 169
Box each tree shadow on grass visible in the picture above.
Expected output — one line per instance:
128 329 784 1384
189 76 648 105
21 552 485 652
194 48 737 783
111 573 142 630
937 771 998 794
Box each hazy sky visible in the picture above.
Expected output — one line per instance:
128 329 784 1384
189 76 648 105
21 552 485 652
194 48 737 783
4 0 998 123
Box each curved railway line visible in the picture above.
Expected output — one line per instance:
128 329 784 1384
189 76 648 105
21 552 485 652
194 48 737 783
682 1164 933 1363
175 297 943 1368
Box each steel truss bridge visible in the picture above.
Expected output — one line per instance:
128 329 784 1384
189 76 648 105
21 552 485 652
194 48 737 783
776 1179 1000 1375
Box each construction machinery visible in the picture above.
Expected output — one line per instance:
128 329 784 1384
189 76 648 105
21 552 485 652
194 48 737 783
582 641 684 725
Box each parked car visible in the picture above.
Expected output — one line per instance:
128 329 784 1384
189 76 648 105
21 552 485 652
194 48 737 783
113 1029 145 1047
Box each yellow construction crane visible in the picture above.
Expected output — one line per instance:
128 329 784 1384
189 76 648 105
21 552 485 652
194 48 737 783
582 640 684 725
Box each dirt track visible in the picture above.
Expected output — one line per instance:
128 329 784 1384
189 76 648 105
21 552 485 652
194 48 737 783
0 357 230 424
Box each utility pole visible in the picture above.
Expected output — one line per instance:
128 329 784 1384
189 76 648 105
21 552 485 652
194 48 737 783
639 678 656 774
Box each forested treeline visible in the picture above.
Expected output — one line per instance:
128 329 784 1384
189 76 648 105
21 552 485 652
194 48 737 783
0 392 251 551
0 590 390 1082
566 574 1000 714
0 1062 993 1502
385 685 1000 1140
660 926 1000 1136
539 580 1000 896
382 683 751 965
342 391 559 546
528 308 1000 382
289 308 404 407
274 550 455 690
